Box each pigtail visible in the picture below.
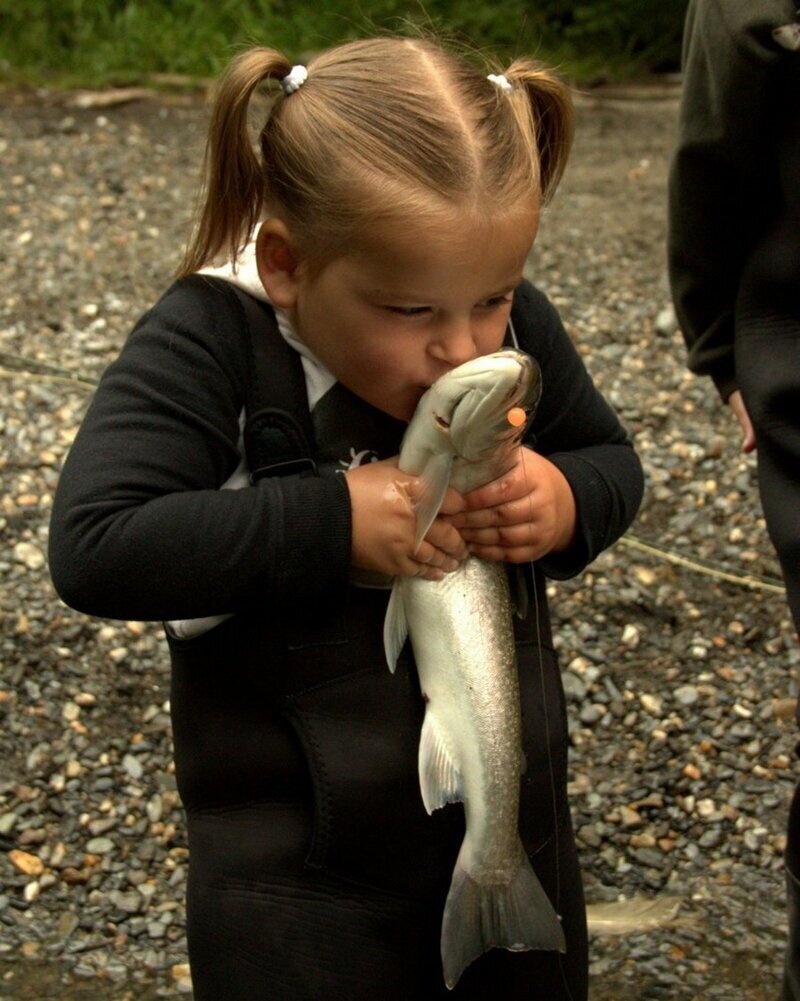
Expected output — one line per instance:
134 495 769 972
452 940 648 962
505 59 574 204
178 48 292 277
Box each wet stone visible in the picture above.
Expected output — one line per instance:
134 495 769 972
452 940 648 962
699 829 724 849
674 685 699 706
85 836 115 855
110 889 142 914
123 753 144 780
0 812 18 835
562 671 588 702
580 704 606 725
634 848 667 870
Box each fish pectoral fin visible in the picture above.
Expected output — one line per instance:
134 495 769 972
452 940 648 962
419 709 464 814
383 581 408 674
412 452 454 551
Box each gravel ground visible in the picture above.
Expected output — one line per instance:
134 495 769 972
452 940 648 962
0 84 798 1000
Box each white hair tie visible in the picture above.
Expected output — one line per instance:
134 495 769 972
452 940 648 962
487 73 513 94
281 65 308 96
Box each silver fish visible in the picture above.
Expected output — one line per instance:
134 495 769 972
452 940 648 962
384 349 566 989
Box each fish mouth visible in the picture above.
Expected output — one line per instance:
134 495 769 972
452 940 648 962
452 351 539 406
433 392 466 434
445 353 541 458
419 350 541 456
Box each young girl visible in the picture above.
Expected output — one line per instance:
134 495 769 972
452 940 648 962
49 37 643 1000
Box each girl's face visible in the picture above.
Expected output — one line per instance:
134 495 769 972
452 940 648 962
287 208 538 422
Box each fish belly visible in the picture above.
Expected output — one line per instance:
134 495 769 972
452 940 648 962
405 559 519 846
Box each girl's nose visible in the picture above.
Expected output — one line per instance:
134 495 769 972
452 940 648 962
427 318 477 367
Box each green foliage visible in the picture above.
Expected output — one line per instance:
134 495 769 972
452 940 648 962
0 0 687 86
539 0 688 67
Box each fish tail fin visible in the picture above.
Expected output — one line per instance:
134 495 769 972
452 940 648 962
440 841 566 990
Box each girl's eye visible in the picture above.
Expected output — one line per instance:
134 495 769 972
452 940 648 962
386 306 430 316
384 295 512 316
479 295 514 309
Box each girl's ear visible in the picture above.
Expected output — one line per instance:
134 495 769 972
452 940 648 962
255 219 300 308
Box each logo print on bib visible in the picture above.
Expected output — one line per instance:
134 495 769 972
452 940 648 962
336 448 379 473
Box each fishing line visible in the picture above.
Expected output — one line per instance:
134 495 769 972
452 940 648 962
616 533 786 593
0 364 97 391
509 318 574 993
519 416 575 1000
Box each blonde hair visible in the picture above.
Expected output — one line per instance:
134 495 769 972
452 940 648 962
179 37 574 277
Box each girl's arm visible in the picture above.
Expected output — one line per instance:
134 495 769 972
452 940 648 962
49 278 351 622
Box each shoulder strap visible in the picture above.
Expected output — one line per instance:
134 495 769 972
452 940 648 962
228 285 317 482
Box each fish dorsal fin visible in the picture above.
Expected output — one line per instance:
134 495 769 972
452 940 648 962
419 708 464 814
383 580 408 674
412 452 454 551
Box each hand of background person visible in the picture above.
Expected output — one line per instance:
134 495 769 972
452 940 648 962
345 458 467 581
441 446 577 564
728 390 756 454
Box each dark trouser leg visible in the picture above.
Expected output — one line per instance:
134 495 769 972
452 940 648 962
737 324 800 629
737 322 800 998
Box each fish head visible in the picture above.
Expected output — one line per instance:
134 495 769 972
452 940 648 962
426 350 541 462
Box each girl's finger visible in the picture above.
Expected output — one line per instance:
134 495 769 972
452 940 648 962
436 486 467 517
425 522 469 559
461 453 532 510
449 496 535 529
461 523 540 547
417 567 445 581
462 477 527 513
413 541 460 572
467 543 543 564
413 540 438 565
408 558 445 581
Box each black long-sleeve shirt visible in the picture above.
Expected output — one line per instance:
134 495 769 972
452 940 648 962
49 276 643 622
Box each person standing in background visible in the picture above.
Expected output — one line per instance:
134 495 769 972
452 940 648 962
668 1 800 996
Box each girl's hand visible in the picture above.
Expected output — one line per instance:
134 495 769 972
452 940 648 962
344 458 467 580
444 447 576 564
728 390 756 454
